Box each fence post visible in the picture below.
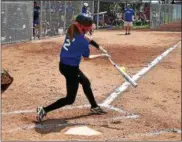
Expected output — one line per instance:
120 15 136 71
92 0 94 19
39 0 43 39
96 0 100 29
63 1 66 33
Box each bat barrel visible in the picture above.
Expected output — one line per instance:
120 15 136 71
120 70 137 88
108 58 137 88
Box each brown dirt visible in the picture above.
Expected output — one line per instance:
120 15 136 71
1 22 181 141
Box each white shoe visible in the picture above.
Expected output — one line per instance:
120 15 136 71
36 106 46 122
90 106 106 115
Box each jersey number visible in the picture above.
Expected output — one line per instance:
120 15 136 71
63 38 75 51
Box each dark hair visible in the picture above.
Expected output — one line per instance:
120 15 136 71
76 14 93 26
67 14 93 41
67 24 80 41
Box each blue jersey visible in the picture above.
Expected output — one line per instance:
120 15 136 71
123 8 134 22
82 6 87 14
60 34 90 66
34 6 40 21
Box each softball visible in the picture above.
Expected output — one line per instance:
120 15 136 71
120 66 126 72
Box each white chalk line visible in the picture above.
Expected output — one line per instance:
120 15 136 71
102 41 181 105
101 104 139 118
129 128 182 137
2 103 130 115
2 104 90 115
2 103 138 133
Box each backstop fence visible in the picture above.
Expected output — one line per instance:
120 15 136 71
1 1 181 44
1 1 33 44
38 1 94 37
150 4 181 28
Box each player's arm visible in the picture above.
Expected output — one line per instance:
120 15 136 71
84 35 108 53
132 9 135 21
82 42 110 60
83 54 110 60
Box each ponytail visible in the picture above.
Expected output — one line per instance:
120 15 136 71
67 24 80 41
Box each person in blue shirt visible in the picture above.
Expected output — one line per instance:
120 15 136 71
36 14 109 122
81 3 94 37
33 2 40 38
123 4 135 35
82 3 87 15
82 3 92 17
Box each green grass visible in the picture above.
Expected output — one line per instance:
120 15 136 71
133 24 150 29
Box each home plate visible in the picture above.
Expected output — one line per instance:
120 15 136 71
65 126 102 136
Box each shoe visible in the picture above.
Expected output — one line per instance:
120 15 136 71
90 106 106 115
36 106 46 122
125 33 128 35
128 33 131 35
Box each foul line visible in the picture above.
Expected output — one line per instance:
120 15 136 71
102 41 181 105
129 128 182 137
2 104 90 115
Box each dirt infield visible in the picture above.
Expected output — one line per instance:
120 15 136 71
1 24 181 141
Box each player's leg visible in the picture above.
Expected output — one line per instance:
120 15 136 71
36 63 80 121
33 23 36 38
78 69 106 114
124 22 129 35
44 63 79 112
128 22 133 35
128 26 131 34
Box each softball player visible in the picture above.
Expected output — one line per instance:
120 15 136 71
36 14 108 122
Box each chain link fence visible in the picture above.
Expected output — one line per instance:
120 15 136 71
39 1 94 38
1 1 93 43
150 4 181 28
1 1 181 44
1 1 33 44
92 1 151 29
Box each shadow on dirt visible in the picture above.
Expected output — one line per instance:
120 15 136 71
34 119 73 134
116 33 128 36
33 113 95 134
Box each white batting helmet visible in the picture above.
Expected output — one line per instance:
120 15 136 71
127 4 131 7
83 2 88 7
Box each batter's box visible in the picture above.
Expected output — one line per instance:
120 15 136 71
34 104 139 126
2 104 139 133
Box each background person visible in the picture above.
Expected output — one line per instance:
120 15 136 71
81 2 94 37
123 4 135 35
33 1 40 38
82 2 92 17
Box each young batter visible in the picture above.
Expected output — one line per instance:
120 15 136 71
36 14 109 122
